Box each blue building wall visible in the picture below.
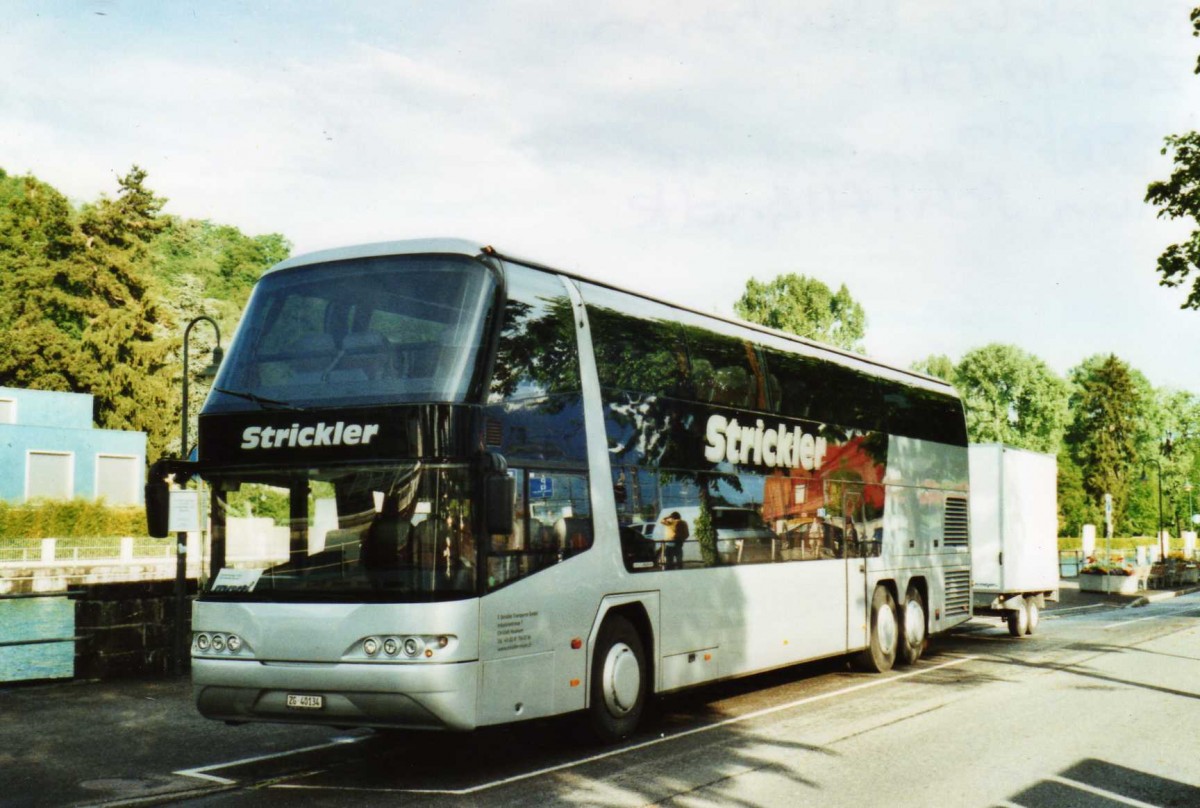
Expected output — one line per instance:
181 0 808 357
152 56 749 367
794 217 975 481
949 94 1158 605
0 387 146 505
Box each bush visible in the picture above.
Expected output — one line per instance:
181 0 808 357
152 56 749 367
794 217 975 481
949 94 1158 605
0 499 147 540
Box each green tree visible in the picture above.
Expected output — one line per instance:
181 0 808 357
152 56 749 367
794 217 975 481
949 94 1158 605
953 344 1069 454
75 168 178 460
1144 8 1200 309
734 273 867 351
1057 449 1098 538
0 165 290 462
911 354 957 383
1156 389 1200 535
1064 355 1143 534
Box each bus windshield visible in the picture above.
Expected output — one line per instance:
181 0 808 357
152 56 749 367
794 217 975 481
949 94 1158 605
208 254 497 411
204 463 478 602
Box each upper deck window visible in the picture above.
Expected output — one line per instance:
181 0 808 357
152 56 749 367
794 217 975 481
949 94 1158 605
208 255 498 411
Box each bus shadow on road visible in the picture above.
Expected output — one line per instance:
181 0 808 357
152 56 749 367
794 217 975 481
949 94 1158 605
261 709 840 802
1005 758 1200 808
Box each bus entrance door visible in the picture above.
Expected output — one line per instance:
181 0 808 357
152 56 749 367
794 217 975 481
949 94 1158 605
843 487 869 651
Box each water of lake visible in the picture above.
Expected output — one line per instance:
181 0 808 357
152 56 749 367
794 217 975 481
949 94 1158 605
0 596 74 682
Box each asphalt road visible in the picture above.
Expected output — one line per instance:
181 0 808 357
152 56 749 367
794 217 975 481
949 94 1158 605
3 592 1200 808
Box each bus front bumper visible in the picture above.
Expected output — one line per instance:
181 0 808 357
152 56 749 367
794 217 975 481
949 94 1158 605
192 656 479 731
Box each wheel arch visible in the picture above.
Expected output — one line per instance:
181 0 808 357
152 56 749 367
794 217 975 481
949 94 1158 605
904 575 930 629
586 594 659 704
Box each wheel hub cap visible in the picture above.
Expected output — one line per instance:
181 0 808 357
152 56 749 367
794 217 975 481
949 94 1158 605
905 600 926 645
603 642 641 715
877 603 897 652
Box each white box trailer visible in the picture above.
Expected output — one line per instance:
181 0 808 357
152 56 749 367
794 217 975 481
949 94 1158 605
969 444 1060 636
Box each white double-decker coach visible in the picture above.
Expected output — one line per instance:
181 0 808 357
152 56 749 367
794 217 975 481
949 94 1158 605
147 239 971 742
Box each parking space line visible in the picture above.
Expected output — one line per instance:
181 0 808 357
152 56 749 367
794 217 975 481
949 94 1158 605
1048 775 1163 807
1101 614 1159 631
175 736 368 785
267 656 980 796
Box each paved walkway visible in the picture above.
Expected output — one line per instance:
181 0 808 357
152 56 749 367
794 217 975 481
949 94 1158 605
1053 576 1200 611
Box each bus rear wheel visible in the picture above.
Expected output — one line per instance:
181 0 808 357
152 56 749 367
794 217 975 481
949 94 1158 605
587 614 647 743
897 586 927 666
855 586 898 673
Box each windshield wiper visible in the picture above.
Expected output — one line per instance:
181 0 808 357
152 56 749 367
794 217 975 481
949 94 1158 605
213 387 304 412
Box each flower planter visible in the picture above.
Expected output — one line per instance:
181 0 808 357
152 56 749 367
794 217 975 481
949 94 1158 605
1181 567 1199 585
1078 574 1140 595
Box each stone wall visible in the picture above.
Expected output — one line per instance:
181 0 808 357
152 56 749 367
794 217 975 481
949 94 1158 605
73 581 196 678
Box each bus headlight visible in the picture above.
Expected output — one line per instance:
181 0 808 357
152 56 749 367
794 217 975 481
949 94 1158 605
195 632 249 654
352 634 456 660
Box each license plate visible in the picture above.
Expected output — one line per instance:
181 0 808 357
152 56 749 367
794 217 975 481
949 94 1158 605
286 694 324 710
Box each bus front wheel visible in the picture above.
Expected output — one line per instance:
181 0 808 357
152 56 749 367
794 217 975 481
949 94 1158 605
856 586 898 673
587 614 647 743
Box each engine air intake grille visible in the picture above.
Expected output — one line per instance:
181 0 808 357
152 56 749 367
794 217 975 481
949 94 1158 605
944 569 971 615
944 497 969 547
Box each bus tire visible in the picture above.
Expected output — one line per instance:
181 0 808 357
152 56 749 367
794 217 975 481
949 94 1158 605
855 586 898 673
1024 598 1040 635
587 614 646 743
1006 603 1028 637
897 586 927 666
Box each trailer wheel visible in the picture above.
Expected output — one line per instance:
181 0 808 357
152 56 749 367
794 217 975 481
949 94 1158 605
587 614 646 743
897 586 927 666
855 586 898 672
1006 602 1029 637
1024 598 1040 635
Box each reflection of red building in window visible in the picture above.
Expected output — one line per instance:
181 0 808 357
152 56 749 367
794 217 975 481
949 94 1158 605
762 434 885 525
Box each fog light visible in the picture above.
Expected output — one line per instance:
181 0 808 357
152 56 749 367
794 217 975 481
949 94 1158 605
211 634 227 652
403 637 423 657
383 638 399 656
363 637 381 656
196 634 210 651
226 635 242 652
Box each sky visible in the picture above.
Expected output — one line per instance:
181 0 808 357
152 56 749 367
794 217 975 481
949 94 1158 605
3 1 1200 393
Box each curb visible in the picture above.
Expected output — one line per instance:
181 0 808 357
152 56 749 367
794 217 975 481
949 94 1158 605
1129 585 1200 608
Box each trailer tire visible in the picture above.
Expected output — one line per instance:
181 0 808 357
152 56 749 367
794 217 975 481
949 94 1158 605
586 614 647 743
1006 602 1029 637
1024 598 1040 635
897 586 927 666
855 586 898 673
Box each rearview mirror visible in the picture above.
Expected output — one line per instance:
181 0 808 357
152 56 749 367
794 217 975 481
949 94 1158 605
146 479 170 538
485 474 515 536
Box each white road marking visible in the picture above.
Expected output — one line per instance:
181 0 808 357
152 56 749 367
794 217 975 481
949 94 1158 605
1048 775 1164 807
266 656 980 796
174 735 368 785
1101 614 1159 630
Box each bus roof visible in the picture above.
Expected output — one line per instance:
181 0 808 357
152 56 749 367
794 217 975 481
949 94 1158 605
265 238 958 399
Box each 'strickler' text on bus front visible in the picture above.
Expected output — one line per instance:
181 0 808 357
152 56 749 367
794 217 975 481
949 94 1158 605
240 422 381 450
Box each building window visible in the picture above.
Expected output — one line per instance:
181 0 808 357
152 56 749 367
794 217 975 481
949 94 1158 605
27 451 73 501
0 398 15 424
96 454 139 506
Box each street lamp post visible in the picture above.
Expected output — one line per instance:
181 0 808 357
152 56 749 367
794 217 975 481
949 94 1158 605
174 316 223 675
1142 457 1167 564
